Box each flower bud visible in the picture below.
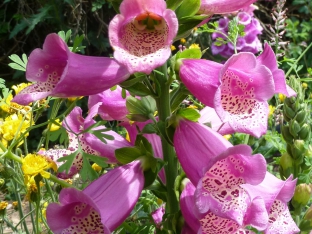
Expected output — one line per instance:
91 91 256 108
295 110 306 124
300 205 312 231
289 120 301 138
292 184 312 208
291 140 305 160
279 152 294 178
283 103 296 119
281 125 294 144
298 123 310 140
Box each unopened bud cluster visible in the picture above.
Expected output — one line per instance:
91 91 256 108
280 77 311 175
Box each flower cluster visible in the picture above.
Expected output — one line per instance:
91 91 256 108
3 0 305 233
211 6 263 58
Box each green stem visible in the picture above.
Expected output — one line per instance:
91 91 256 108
154 64 179 216
49 174 73 188
285 42 312 77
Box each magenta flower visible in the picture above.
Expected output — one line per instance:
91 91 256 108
242 172 300 234
180 180 267 234
151 205 165 229
12 33 130 105
40 104 132 178
174 120 268 228
47 160 144 233
88 85 130 121
180 44 296 137
198 0 257 15
108 0 178 74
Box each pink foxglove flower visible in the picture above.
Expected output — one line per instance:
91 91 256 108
242 172 300 234
180 44 296 137
12 33 130 105
40 104 131 178
88 85 130 121
47 160 144 233
174 120 268 228
180 180 267 234
198 0 257 15
108 0 178 74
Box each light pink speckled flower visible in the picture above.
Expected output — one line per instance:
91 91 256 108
198 0 257 15
109 0 178 74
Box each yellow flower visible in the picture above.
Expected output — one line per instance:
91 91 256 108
22 153 57 185
223 134 232 140
187 105 198 109
170 45 176 51
67 96 83 102
193 27 198 32
180 38 186 44
0 113 32 142
50 119 61 131
189 43 200 49
11 83 32 95
92 163 102 172
42 202 48 218
269 105 275 117
302 82 308 89
278 93 286 103
0 201 8 210
12 201 18 209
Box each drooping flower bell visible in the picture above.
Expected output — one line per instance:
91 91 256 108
109 0 178 74
39 103 132 178
179 44 296 137
88 85 130 121
46 160 144 233
198 0 257 15
12 33 130 105
174 119 268 229
242 172 300 233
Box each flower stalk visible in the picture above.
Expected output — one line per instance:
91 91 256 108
155 64 179 217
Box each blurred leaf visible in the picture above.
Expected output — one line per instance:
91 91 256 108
57 150 79 174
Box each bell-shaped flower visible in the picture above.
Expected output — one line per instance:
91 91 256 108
120 120 165 183
180 180 268 234
198 0 257 15
88 85 130 121
257 43 296 97
40 104 132 178
12 33 130 105
108 0 178 74
46 160 144 233
174 119 268 227
179 44 296 137
242 172 300 234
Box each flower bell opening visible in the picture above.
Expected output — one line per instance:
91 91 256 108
121 12 168 58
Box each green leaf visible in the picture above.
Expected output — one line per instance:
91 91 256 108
176 48 202 60
58 31 66 41
166 0 184 10
8 54 28 71
126 96 156 122
25 6 52 35
83 153 108 168
141 123 158 134
72 34 85 52
119 73 146 87
57 150 79 174
80 156 98 181
175 0 200 18
115 147 143 164
48 127 68 144
177 108 200 122
126 82 152 96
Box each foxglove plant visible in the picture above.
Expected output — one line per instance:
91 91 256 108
46 160 144 233
108 0 178 74
40 104 132 178
12 33 130 105
179 43 296 137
